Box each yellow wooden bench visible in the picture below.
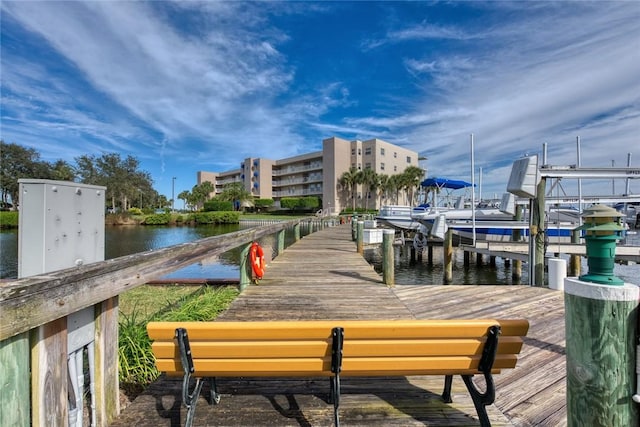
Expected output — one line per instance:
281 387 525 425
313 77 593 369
147 319 529 427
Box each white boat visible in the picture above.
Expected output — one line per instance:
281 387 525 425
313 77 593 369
376 178 472 231
615 202 639 228
375 205 429 231
413 195 581 243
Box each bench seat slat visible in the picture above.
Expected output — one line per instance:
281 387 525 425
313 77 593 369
147 319 529 341
151 337 523 359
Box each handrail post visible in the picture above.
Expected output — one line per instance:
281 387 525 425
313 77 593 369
356 221 364 254
239 242 252 291
276 229 285 259
294 223 301 241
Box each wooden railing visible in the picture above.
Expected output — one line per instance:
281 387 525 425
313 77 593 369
0 217 338 426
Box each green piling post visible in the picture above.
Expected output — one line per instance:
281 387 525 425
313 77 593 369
382 229 395 287
294 223 301 241
565 280 638 426
239 242 252 291
564 205 638 426
276 229 285 259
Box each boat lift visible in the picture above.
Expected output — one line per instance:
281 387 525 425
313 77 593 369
507 154 640 287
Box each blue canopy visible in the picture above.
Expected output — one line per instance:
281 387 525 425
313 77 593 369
420 177 474 189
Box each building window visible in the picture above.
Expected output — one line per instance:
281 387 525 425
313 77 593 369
394 166 397 172
364 147 372 155
406 156 411 163
358 163 362 170
394 152 397 158
365 162 371 169
358 148 361 155
351 148 355 155
380 162 385 170
381 148 385 155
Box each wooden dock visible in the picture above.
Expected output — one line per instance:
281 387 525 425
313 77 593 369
112 224 566 426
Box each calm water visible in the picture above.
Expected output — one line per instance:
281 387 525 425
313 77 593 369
364 236 640 286
1 226 638 286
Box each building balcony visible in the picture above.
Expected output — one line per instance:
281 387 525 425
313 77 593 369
271 164 323 176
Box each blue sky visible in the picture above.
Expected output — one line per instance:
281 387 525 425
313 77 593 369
1 1 639 201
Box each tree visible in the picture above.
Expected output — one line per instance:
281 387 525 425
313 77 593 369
177 190 191 211
353 169 366 209
75 153 154 211
377 174 389 208
361 168 379 210
402 165 426 206
0 141 51 206
338 167 358 211
218 182 253 210
191 181 215 209
50 159 75 181
387 174 402 204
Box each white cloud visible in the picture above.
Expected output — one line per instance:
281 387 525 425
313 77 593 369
356 2 640 197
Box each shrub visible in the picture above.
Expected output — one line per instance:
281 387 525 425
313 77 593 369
193 211 240 224
203 199 234 212
128 207 143 215
0 211 19 228
254 198 274 211
280 196 320 211
142 213 171 225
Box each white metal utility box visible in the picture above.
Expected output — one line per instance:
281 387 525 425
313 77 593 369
18 179 106 277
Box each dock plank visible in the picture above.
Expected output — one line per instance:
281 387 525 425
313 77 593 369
112 224 566 426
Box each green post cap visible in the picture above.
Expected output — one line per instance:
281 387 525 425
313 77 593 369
576 204 625 285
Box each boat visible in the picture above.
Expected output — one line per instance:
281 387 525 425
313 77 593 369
375 204 429 231
614 202 640 229
412 189 582 243
375 178 473 231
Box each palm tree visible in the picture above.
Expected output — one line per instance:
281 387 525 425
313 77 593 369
403 165 426 206
361 168 378 210
338 167 359 211
219 182 253 210
387 174 401 205
376 174 389 208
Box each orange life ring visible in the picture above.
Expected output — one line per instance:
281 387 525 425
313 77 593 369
249 242 265 279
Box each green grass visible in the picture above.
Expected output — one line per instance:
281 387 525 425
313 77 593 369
118 285 239 390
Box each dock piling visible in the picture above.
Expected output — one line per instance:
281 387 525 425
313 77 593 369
382 230 395 287
444 229 453 284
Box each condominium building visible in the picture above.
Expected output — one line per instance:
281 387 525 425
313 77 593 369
197 136 420 213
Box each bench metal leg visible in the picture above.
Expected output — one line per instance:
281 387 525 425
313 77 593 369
176 327 214 427
330 327 344 427
183 377 203 427
459 325 501 427
442 375 453 403
462 374 494 427
208 377 221 405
